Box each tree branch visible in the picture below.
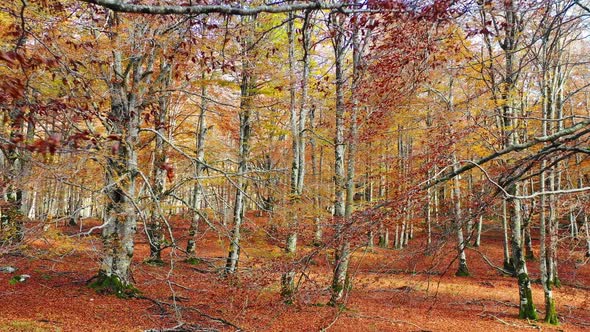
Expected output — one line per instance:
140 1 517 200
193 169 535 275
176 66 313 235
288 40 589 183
425 118 590 188
79 0 356 16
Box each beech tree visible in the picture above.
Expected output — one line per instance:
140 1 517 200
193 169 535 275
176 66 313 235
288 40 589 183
5 1 590 328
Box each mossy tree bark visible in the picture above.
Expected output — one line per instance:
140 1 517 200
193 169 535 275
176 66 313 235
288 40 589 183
94 20 159 293
540 164 558 325
509 191 538 320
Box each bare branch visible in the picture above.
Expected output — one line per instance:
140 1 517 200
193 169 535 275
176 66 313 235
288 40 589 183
425 118 590 188
79 0 357 16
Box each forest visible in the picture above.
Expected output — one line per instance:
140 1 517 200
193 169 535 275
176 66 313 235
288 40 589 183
1 0 590 331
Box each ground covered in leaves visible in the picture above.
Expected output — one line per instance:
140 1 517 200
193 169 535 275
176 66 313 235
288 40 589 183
1 214 589 331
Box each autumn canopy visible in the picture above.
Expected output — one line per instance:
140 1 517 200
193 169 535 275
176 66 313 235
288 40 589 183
1 0 590 330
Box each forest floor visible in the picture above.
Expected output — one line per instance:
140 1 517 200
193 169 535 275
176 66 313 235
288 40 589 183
1 213 590 331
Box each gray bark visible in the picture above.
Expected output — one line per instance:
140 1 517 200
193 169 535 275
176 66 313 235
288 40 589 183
225 17 255 274
80 0 356 16
282 9 312 303
187 72 208 259
97 44 150 287
452 155 469 276
147 60 171 264
329 12 349 306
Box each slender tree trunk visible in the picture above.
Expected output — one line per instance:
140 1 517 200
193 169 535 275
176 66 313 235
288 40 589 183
474 215 483 247
281 10 312 303
425 112 434 248
147 60 171 264
329 13 349 306
466 173 473 242
502 199 513 271
540 161 558 324
585 215 590 257
226 18 255 274
285 9 299 255
452 156 469 277
509 187 537 320
187 72 208 260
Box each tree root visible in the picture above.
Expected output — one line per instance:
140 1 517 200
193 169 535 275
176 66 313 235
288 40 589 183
87 272 139 299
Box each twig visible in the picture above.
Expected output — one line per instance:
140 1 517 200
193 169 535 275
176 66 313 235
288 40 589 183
138 296 242 330
479 313 540 329
466 247 513 275
346 313 426 331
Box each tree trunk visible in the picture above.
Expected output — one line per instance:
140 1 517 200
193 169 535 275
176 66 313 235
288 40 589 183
540 162 558 324
225 18 255 274
452 156 469 277
187 72 208 261
502 199 513 272
93 50 143 295
147 60 171 265
281 10 312 303
474 214 483 247
329 13 349 307
509 188 538 320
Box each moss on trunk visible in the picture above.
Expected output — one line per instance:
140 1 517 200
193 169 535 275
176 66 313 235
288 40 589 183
0 206 24 245
184 257 202 265
280 271 296 305
503 259 515 275
455 263 470 277
88 272 139 299
544 297 558 325
517 273 538 320
144 258 164 266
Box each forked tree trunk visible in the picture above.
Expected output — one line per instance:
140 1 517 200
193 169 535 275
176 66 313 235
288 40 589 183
93 50 143 294
0 106 34 246
91 26 159 293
